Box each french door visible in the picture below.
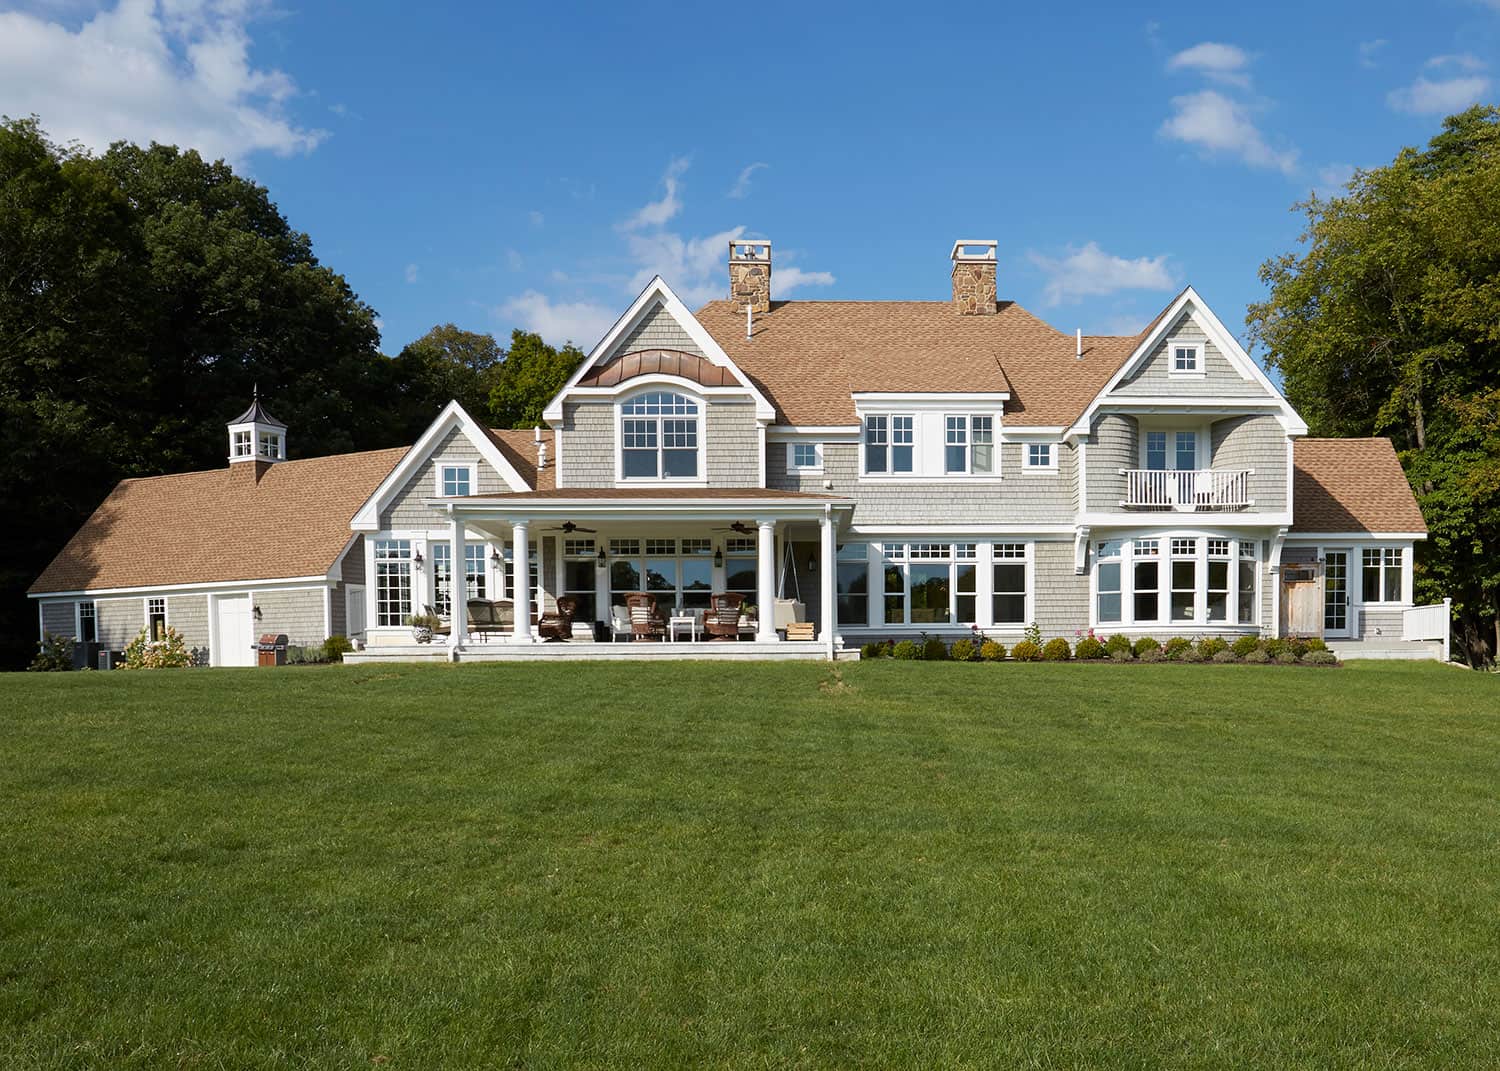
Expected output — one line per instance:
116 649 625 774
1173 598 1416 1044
1323 550 1351 637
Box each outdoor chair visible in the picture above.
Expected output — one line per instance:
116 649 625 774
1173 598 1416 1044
424 603 451 638
704 592 745 640
609 604 632 642
538 596 577 641
467 598 504 640
625 593 666 641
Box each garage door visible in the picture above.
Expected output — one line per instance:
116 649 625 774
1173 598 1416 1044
215 594 256 667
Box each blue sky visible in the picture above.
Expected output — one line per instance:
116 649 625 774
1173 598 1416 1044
2 1 1497 359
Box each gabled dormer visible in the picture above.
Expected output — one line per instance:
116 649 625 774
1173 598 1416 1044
227 389 287 485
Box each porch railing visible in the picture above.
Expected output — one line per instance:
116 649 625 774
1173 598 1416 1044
1119 468 1253 511
1402 598 1452 662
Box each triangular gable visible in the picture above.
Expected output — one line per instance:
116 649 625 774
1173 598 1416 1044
1067 286 1308 436
350 401 530 531
542 276 775 422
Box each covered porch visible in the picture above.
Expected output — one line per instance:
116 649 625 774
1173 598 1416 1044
349 488 853 663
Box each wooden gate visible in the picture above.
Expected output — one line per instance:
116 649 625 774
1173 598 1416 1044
1279 562 1325 638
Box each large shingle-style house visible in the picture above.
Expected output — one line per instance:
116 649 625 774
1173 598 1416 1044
29 238 1442 663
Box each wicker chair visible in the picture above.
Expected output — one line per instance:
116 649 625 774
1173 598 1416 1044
704 592 745 640
625 593 666 641
538 596 577 641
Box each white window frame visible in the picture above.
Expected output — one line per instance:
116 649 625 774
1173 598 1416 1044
1023 442 1057 472
257 430 284 460
990 542 1032 628
1088 535 1260 630
1141 426 1206 471
231 429 253 458
970 415 996 475
434 462 476 498
879 542 980 627
862 413 916 476
1168 339 1205 378
76 599 96 643
144 596 168 640
1361 546 1405 605
788 441 823 473
944 415 970 474
616 388 706 485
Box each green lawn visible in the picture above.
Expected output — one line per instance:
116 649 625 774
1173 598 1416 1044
1 661 1497 1068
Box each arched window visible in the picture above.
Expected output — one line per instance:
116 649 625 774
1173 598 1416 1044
620 391 699 479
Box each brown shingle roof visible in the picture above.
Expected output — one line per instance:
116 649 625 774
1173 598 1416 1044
693 299 1144 427
1292 438 1426 533
488 428 556 491
29 447 408 594
459 487 846 502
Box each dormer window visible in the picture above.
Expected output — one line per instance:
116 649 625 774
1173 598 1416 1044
865 414 913 474
620 391 700 480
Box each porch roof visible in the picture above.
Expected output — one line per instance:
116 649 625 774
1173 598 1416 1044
437 486 852 524
451 487 847 503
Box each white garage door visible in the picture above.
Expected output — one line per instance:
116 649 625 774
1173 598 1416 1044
215 594 256 667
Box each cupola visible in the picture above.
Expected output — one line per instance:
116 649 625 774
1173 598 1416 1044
227 388 287 484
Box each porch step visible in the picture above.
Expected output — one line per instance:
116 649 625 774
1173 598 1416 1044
1326 639 1446 662
345 640 848 664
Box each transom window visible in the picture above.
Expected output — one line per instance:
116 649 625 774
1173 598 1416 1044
725 536 756 554
1025 443 1054 469
790 442 821 471
1171 343 1201 374
438 464 472 497
881 543 977 625
865 415 914 474
1095 537 1257 627
374 540 413 626
621 391 699 480
1362 547 1404 603
609 539 714 617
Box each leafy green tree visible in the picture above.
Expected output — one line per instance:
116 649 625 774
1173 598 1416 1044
393 323 504 425
1248 106 1500 667
489 330 585 428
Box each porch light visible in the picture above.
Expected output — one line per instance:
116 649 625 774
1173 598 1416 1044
490 548 502 565
596 547 607 567
713 548 723 567
413 549 424 566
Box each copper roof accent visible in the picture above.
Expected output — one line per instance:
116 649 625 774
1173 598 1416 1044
692 299 1145 427
457 487 847 502
578 349 739 389
1292 438 1426 533
487 427 556 491
29 446 409 594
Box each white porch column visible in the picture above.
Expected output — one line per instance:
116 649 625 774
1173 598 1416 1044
756 519 778 642
447 514 468 654
818 509 837 656
512 519 533 643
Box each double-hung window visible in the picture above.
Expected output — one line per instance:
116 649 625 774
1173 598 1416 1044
621 391 699 479
943 416 995 475
1170 538 1198 622
1238 542 1257 624
146 597 167 640
992 544 1028 625
1133 540 1161 622
1097 541 1123 623
1206 539 1231 622
945 417 969 473
864 415 913 474
374 540 413 626
78 600 96 643
1362 547 1403 603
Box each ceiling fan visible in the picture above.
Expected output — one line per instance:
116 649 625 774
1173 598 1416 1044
541 521 597 534
710 521 753 534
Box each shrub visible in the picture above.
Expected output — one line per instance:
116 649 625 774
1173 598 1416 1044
1304 649 1339 665
1231 634 1261 658
949 638 975 662
122 627 193 670
1211 649 1239 664
891 640 921 661
29 633 75 672
1110 648 1134 663
1304 637 1328 652
1264 637 1290 659
323 635 355 662
1041 637 1072 661
1022 622 1042 648
1133 636 1161 657
1163 637 1192 660
1197 636 1229 659
1010 640 1041 662
1289 638 1310 659
1179 647 1205 663
1138 647 1164 663
922 636 948 661
979 639 1006 662
860 641 887 660
1104 633 1133 656
1243 647 1271 664
1074 636 1106 660
1274 650 1299 665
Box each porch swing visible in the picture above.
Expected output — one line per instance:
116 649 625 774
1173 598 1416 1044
775 539 809 637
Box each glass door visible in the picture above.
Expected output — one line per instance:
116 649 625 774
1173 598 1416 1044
1323 550 1350 637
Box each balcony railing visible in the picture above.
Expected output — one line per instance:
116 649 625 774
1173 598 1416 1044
1119 468 1253 511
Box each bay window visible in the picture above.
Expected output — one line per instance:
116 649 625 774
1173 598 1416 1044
1206 539 1230 622
1238 542 1257 624
374 539 412 626
1133 539 1160 622
1091 536 1260 628
621 391 699 479
1362 547 1403 603
992 544 1028 625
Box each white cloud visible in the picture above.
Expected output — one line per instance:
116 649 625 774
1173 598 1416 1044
1427 53 1485 71
1167 42 1252 88
1387 74 1491 115
772 266 836 294
0 0 323 163
621 155 689 230
1027 242 1176 306
528 210 544 227
404 263 419 284
498 291 618 349
1359 39 1388 69
1159 90 1299 174
728 161 767 199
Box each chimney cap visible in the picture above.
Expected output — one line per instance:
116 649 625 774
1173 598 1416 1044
729 239 772 262
951 239 997 263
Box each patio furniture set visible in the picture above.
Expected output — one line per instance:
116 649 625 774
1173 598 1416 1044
424 592 758 643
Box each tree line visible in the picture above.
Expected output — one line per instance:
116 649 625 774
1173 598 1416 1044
0 118 581 669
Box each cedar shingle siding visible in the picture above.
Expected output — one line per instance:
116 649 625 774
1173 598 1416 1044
613 301 704 357
1111 313 1265 398
166 595 209 650
254 589 326 647
41 600 73 638
1211 415 1287 511
558 402 614 487
382 427 509 529
1086 414 1137 511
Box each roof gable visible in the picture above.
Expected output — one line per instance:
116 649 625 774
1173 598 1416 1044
543 276 774 422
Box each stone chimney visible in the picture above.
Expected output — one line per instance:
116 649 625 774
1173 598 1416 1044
728 239 772 313
951 240 997 315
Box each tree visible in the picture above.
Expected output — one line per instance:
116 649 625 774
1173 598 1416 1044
393 323 503 425
489 330 584 428
1247 106 1500 667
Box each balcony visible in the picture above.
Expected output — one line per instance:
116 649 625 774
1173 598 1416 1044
1120 468 1253 511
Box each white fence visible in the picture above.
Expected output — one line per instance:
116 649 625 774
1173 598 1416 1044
1120 468 1252 511
1402 598 1452 663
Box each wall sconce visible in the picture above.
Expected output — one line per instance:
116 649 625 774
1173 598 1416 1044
713 548 723 568
596 547 607 567
413 549 424 565
490 548 503 566
807 554 817 573
253 605 263 621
